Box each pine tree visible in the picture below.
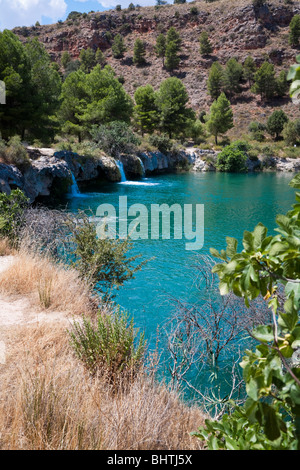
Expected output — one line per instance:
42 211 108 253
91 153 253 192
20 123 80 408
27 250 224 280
166 27 182 52
289 14 300 47
251 61 277 101
112 34 126 59
79 48 96 73
206 92 233 144
199 31 213 56
155 33 166 66
165 41 180 71
223 58 243 97
95 48 106 67
61 51 71 69
133 38 146 66
243 56 256 86
207 62 224 100
134 84 158 134
155 77 195 137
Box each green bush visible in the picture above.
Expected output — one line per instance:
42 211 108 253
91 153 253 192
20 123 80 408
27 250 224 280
0 136 31 171
68 212 145 299
91 121 140 159
0 189 29 244
69 307 146 386
216 142 248 172
248 121 266 142
148 134 173 154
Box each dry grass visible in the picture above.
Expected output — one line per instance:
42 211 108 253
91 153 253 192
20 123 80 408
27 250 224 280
0 238 16 256
0 322 205 450
0 250 95 316
0 249 206 450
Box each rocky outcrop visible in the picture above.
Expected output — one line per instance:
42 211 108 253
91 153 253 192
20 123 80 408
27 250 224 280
263 156 300 172
182 148 218 172
0 146 299 203
53 150 122 183
0 164 24 194
23 156 72 202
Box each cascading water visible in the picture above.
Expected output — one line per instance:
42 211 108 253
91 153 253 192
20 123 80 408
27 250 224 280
138 157 145 177
69 172 81 197
116 160 127 182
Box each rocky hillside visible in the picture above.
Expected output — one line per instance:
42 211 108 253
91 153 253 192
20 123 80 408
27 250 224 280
12 0 300 135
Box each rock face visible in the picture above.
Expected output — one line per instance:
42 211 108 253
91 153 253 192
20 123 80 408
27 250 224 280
23 156 72 202
0 164 24 195
53 150 122 183
0 146 299 203
12 0 300 133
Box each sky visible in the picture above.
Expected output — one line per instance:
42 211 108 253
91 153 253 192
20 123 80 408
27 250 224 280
0 0 161 31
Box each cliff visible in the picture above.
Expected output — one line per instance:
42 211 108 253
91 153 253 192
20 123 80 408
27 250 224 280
12 0 300 134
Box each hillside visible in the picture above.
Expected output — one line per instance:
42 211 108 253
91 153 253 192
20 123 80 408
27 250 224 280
12 0 300 136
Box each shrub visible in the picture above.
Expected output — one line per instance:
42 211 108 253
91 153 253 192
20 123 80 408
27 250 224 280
248 121 266 142
148 134 173 154
91 121 140 159
67 211 145 299
0 189 29 244
267 110 289 140
69 307 146 386
283 121 298 146
0 136 31 171
216 143 248 173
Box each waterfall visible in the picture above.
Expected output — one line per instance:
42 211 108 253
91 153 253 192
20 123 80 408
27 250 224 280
69 172 81 197
116 160 127 182
138 157 145 176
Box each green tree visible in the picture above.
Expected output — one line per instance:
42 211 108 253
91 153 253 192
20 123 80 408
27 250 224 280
223 58 243 98
289 15 300 47
166 27 182 52
267 110 289 140
276 69 289 98
243 56 256 86
133 38 146 66
59 66 133 140
61 51 72 69
0 31 61 140
58 69 88 141
206 92 233 144
79 47 96 73
155 33 166 66
207 62 224 100
112 33 126 59
252 61 277 101
155 77 195 138
134 84 158 134
165 41 180 71
95 48 106 67
81 65 133 128
194 174 300 450
199 31 213 56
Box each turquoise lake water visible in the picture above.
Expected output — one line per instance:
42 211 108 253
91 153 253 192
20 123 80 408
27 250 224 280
67 171 297 396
